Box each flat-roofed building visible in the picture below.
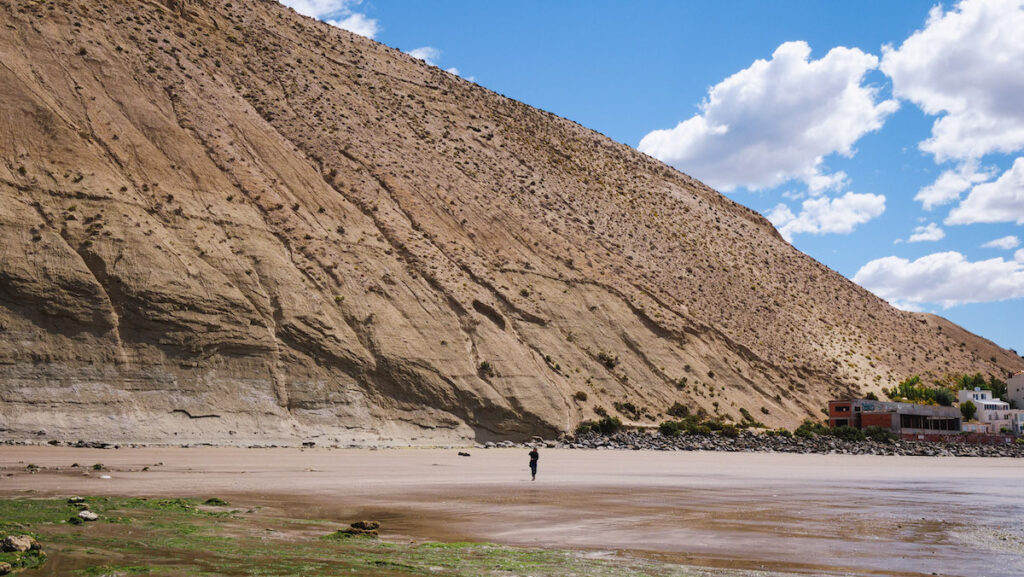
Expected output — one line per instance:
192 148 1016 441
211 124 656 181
828 399 961 435
1007 372 1024 409
958 387 1023 434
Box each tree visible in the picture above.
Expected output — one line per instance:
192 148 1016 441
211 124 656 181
960 400 977 421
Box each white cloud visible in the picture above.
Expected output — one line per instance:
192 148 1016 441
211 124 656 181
766 191 886 241
638 41 898 192
279 0 379 38
1017 249 1024 262
915 162 993 210
854 251 1024 307
408 46 442 66
982 235 1021 249
946 157 1024 224
908 222 945 243
880 0 1024 162
280 0 351 18
326 13 379 39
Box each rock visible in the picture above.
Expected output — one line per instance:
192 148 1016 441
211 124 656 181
77 510 99 522
457 451 471 457
0 562 11 575
67 496 85 504
350 520 380 531
1 535 34 552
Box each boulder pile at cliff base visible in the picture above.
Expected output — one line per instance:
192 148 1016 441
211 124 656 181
479 430 1024 458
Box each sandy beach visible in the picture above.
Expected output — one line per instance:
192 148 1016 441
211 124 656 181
2 447 1023 576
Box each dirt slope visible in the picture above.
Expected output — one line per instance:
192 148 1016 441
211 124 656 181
0 0 1020 445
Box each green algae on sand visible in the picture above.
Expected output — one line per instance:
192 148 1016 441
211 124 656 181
0 497 730 577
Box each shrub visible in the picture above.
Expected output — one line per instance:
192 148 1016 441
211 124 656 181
832 425 866 442
864 426 898 443
960 400 977 421
477 361 495 378
666 402 689 418
704 419 724 431
594 416 622 434
597 351 619 369
572 391 588 402
933 387 955 407
864 392 879 401
659 420 682 437
794 419 829 439
720 424 740 438
613 401 639 419
576 416 622 435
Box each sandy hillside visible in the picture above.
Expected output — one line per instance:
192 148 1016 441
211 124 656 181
0 0 1021 445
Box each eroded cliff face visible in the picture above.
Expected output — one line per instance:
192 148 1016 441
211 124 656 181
0 0 1020 446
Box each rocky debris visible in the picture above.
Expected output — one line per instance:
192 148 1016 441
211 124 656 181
1 535 38 553
561 430 1024 458
77 511 99 522
457 451 471 457
67 496 85 504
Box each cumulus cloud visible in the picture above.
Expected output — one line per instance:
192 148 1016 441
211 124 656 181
915 162 994 210
946 157 1024 224
1017 249 1024 262
408 46 442 65
638 41 898 192
908 222 945 243
982 235 1021 249
326 13 379 39
854 251 1024 307
279 0 379 38
881 0 1024 162
766 191 886 241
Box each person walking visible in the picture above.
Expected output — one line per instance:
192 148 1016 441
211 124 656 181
528 446 539 481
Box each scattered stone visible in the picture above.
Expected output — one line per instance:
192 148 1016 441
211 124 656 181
302 441 315 448
77 510 98 522
0 562 11 575
67 496 85 504
327 520 381 539
457 451 471 457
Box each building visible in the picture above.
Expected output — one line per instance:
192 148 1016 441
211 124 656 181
828 399 961 435
957 387 1024 434
1008 372 1024 409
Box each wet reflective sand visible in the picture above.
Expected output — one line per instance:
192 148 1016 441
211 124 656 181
2 447 1022 576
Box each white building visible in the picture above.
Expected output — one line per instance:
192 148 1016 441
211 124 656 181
957 388 1023 434
1007 372 1024 409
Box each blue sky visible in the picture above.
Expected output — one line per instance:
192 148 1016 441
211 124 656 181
281 1 1024 356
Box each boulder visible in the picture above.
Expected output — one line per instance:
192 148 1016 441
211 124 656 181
0 562 12 575
1 535 34 552
77 510 99 522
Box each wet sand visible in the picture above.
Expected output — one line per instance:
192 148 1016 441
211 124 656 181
2 447 1023 576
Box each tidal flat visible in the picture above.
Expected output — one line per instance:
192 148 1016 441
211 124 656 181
1 447 1023 576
